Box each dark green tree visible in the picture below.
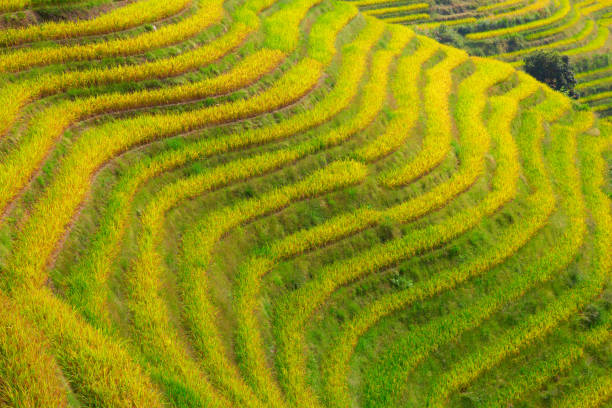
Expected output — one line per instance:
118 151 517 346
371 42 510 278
523 51 578 99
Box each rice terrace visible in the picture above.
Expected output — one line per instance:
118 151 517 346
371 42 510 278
0 0 610 405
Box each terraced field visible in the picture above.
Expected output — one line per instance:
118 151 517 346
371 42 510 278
349 0 612 115
0 0 610 407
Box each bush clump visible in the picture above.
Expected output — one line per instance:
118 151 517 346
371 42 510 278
524 51 578 98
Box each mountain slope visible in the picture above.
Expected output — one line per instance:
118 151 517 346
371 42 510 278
0 0 610 407
349 0 612 116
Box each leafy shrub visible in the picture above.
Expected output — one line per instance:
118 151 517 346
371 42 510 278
524 51 578 99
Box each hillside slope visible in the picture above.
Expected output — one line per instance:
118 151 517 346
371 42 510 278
349 0 612 115
0 0 610 407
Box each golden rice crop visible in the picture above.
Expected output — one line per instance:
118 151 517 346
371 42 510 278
563 22 610 56
11 287 165 407
0 48 288 219
364 2 429 16
466 0 571 39
406 113 603 407
384 12 429 23
263 0 326 52
498 19 595 59
0 0 225 71
61 14 382 331
2 59 322 290
470 327 610 408
0 0 263 139
328 79 572 408
162 24 411 405
478 0 527 12
232 161 368 407
0 0 191 47
380 44 467 187
551 373 612 408
321 70 540 408
525 11 581 40
0 0 609 405
0 294 68 408
270 57 515 408
415 17 477 29
356 33 435 162
580 89 612 102
0 0 88 12
488 0 552 20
